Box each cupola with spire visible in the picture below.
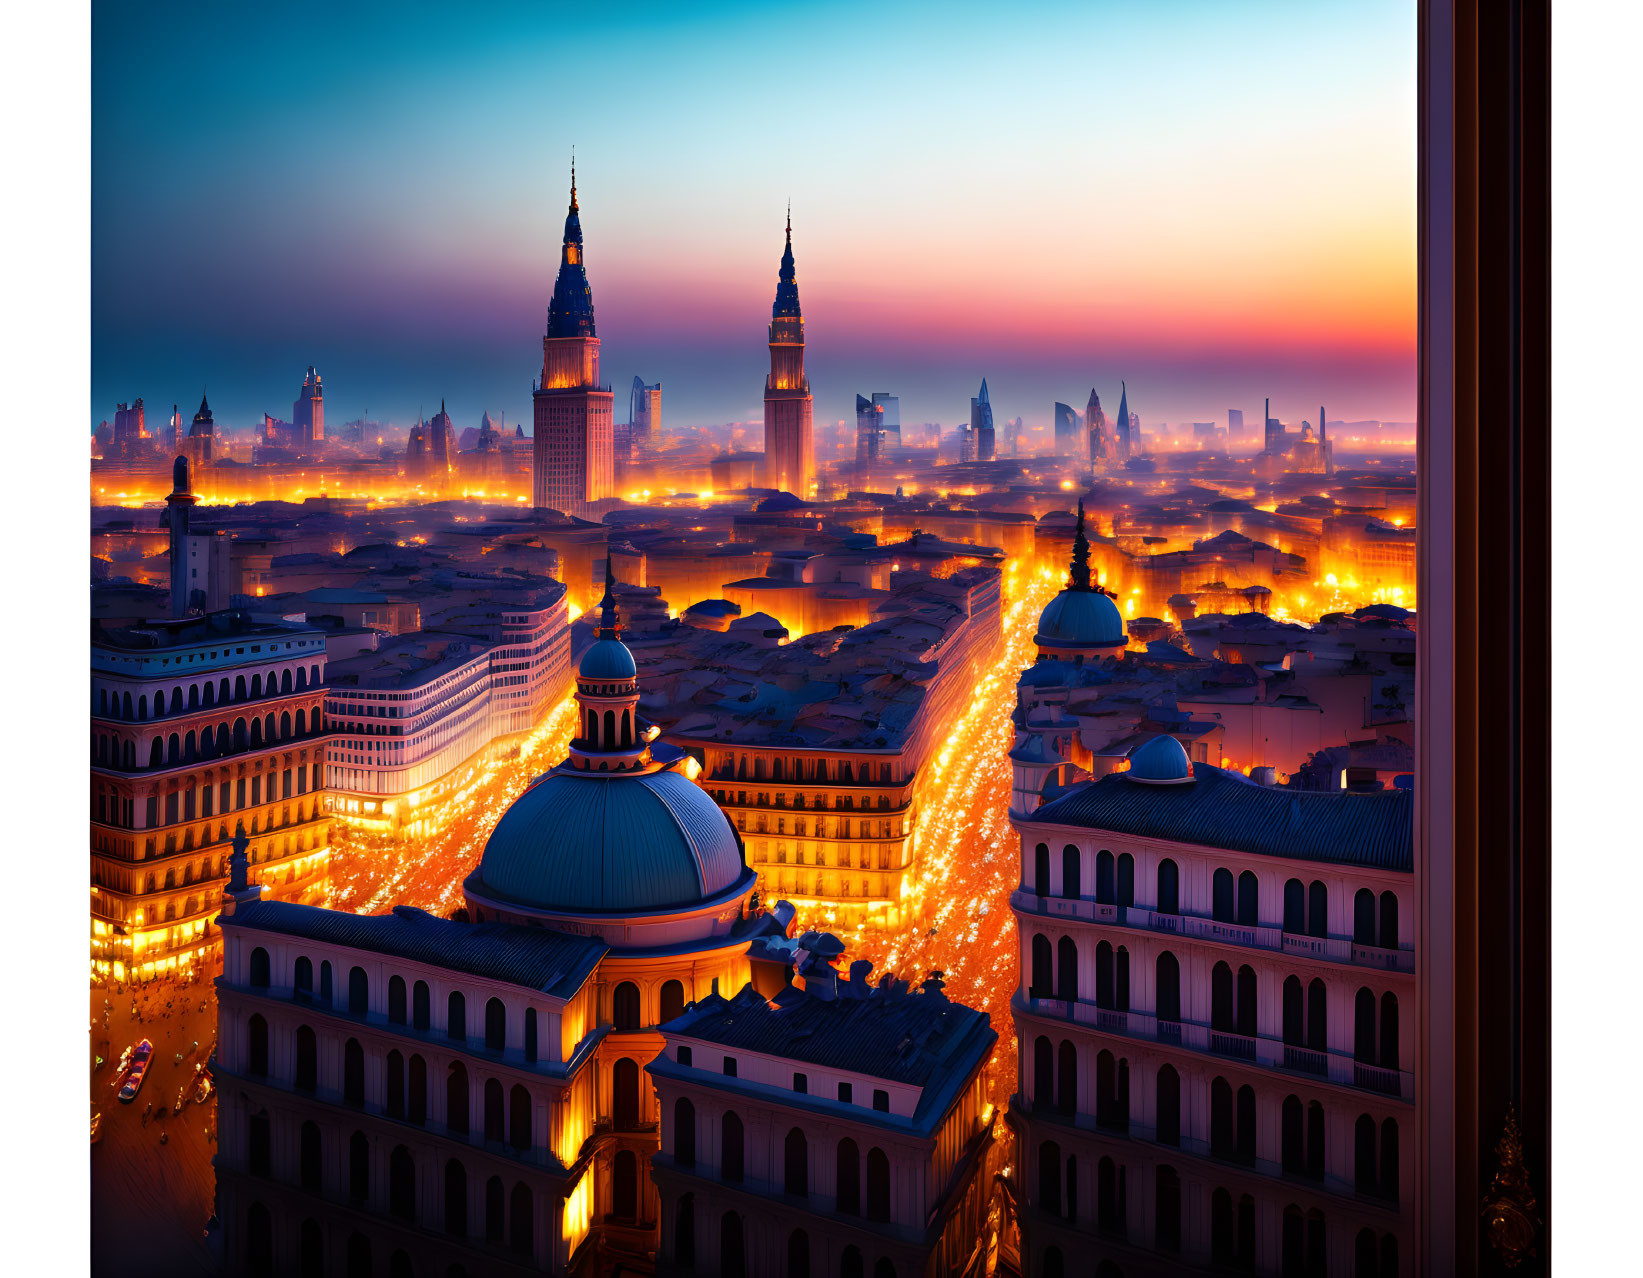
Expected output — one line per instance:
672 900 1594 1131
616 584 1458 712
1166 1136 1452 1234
547 156 596 341
1034 499 1127 663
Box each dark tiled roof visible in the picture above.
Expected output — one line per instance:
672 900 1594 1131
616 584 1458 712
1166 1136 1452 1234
221 900 606 998
1031 763 1413 872
666 981 994 1094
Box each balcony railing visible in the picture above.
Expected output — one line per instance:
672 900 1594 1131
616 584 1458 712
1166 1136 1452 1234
1015 991 1414 1102
1011 890 1415 974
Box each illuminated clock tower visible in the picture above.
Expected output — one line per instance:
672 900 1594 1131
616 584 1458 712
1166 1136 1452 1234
762 207 814 497
532 160 615 514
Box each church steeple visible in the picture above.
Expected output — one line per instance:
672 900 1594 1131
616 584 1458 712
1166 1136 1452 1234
773 204 801 320
547 159 595 339
569 555 648 770
1068 499 1092 592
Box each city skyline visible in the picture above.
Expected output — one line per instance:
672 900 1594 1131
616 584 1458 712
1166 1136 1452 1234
92 0 1415 435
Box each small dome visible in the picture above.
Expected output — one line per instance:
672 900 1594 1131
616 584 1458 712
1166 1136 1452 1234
474 766 750 914
1127 735 1194 784
579 638 636 680
1036 589 1126 649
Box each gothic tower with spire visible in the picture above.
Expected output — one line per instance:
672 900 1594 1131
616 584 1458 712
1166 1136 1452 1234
532 159 615 513
1087 388 1108 464
762 205 814 496
1115 381 1132 460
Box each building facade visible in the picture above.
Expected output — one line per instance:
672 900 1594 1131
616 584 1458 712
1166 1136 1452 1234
295 365 325 444
763 210 814 497
1003 552 1415 1278
648 947 999 1278
217 568 792 1277
90 610 332 979
533 166 615 515
971 380 995 462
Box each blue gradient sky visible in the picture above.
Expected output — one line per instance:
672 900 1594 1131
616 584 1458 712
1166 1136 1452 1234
92 0 1415 437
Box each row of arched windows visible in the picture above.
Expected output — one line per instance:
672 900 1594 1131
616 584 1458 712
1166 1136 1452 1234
1029 844 1404 949
99 711 321 772
98 664 320 723
611 978 687 1031
671 1195 901 1278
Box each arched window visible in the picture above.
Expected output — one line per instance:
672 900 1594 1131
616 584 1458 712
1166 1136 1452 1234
1061 844 1081 898
785 1126 809 1197
1236 1084 1256 1162
1040 1248 1064 1278
603 710 616 747
1037 1139 1062 1217
443 1158 467 1236
1285 878 1306 932
1309 880 1328 936
300 1120 322 1191
250 947 270 989
1211 962 1234 1031
295 1024 317 1092
675 1192 696 1265
388 975 406 1024
1156 1156 1182 1241
1284 975 1304 1045
524 1008 538 1063
1096 850 1115 903
1213 867 1234 921
413 980 430 1031
344 1038 365 1106
509 1084 531 1151
247 1014 268 1076
1354 889 1377 944
484 1077 504 1142
1117 853 1135 906
485 1176 506 1244
674 1096 696 1166
248 1110 271 1176
1283 1095 1306 1173
721 1111 744 1182
1355 986 1378 1061
1237 965 1257 1037
485 997 506 1052
1157 858 1179 914
245 1202 273 1278
1030 934 1053 996
446 1060 469 1135
1057 935 1078 1001
350 1130 369 1202
613 1057 640 1130
1034 843 1051 895
408 1055 427 1125
1210 1077 1235 1158
720 1211 746 1278
837 1137 861 1214
1381 1117 1400 1199
865 1146 890 1221
318 961 332 1005
294 956 313 1000
660 979 686 1024
348 966 368 1017
389 1145 416 1220
1096 941 1114 1009
874 1261 897 1278
1097 1155 1124 1236
300 1218 323 1278
1379 891 1400 949
1308 978 1328 1051
1156 951 1181 1022
447 990 466 1042
1156 1065 1180 1146
1033 1035 1053 1106
346 1233 371 1278
1237 871 1259 926
788 1229 812 1278
510 1181 533 1257
613 1148 638 1219
613 981 641 1031
1381 991 1400 1068
1057 1040 1077 1115
841 1246 864 1278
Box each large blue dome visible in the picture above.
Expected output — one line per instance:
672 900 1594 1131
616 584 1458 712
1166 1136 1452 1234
1126 734 1194 784
580 637 637 680
1036 588 1126 649
473 766 750 914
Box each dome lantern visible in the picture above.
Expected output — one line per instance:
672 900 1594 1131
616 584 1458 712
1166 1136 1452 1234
1033 500 1128 662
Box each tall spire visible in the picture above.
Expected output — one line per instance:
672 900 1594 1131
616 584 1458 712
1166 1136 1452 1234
547 155 595 339
597 554 619 640
1068 499 1093 592
773 205 801 319
569 148 577 212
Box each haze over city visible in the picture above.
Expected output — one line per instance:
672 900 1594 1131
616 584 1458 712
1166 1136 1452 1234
93 0 1415 434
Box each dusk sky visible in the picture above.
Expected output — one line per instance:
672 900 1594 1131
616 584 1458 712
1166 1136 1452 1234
92 0 1415 438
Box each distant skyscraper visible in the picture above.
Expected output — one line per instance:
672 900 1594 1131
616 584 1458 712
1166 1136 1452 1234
533 162 615 514
1114 381 1131 460
166 404 182 452
763 207 813 496
1053 401 1081 457
1087 388 1109 463
1264 396 1283 452
113 398 145 456
1228 407 1245 445
972 377 995 461
185 391 215 466
165 456 196 619
428 399 454 474
293 365 324 443
629 376 661 458
872 392 900 451
855 394 884 465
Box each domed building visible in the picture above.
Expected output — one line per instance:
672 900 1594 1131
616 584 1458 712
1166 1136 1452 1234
1033 500 1128 664
214 562 792 1278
